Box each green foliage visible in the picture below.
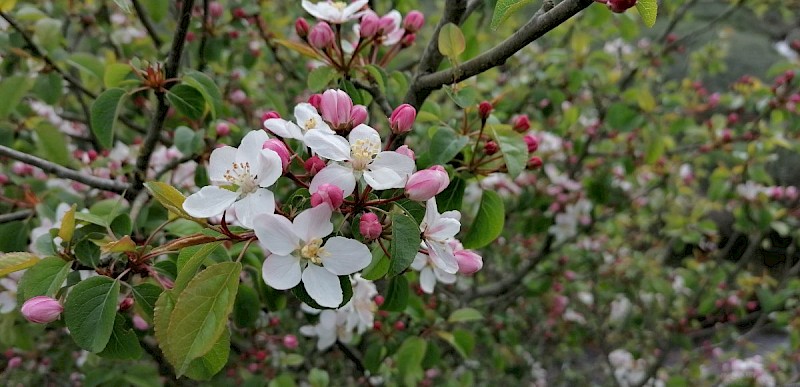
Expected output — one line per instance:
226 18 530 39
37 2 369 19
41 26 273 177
0 252 39 277
17 256 71 301
64 276 121 352
636 0 658 28
438 23 466 59
90 88 127 149
166 84 207 120
490 0 533 30
388 212 421 277
462 190 505 249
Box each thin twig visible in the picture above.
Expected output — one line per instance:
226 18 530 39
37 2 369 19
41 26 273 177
131 0 163 48
352 80 393 117
0 209 34 224
0 145 130 193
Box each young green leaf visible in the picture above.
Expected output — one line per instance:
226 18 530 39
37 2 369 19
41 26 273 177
380 275 409 312
90 88 127 149
388 213 421 277
183 70 224 119
462 190 505 249
57 204 77 244
131 283 162 322
418 127 469 168
0 252 39 277
166 84 206 120
490 0 533 30
438 23 466 59
488 124 528 178
395 337 427 386
174 242 224 294
636 0 658 28
64 276 121 352
308 66 338 92
0 74 33 120
97 314 143 360
16 257 71 301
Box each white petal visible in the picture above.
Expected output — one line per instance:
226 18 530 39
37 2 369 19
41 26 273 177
305 131 351 161
255 148 283 188
208 146 237 184
299 325 316 337
295 103 333 133
253 213 299 256
348 124 381 145
302 264 343 308
411 252 427 271
321 237 371 275
427 240 459 274
427 217 461 241
262 254 302 290
310 164 357 197
292 205 333 242
434 267 457 284
233 188 275 229
343 0 369 18
363 166 405 190
419 267 436 294
183 186 238 218
237 130 270 164
264 118 303 140
423 199 440 231
371 151 415 176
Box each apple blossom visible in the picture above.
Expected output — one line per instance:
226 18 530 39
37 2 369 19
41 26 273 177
405 165 450 201
261 139 291 169
21 296 63 324
306 124 415 196
310 183 344 208
301 0 368 24
359 11 379 38
411 251 457 294
420 199 461 274
254 205 371 307
359 212 382 240
308 22 335 49
183 130 283 229
264 102 335 143
403 11 424 33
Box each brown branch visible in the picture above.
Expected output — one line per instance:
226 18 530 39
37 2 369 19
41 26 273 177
467 234 555 300
0 145 130 194
0 209 34 224
131 0 195 196
352 80 393 117
131 0 163 48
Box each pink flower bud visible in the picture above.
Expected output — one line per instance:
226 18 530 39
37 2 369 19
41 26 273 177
524 134 539 153
390 104 416 134
21 296 63 324
262 110 281 121
308 93 322 110
7 357 22 369
484 141 499 155
607 0 637 13
262 139 291 169
395 145 415 160
360 212 382 240
232 7 247 19
12 162 33 176
528 156 543 169
216 122 230 136
311 183 344 209
405 165 449 201
208 1 223 18
403 11 424 33
455 249 483 274
360 12 380 38
295 18 310 39
350 105 368 127
786 186 799 201
230 89 247 104
320 89 354 129
118 297 134 311
478 101 493 119
0 173 8 185
770 186 785 200
401 33 416 47
132 314 149 330
308 22 334 49
283 334 299 350
512 114 531 132
377 15 397 35
304 155 326 175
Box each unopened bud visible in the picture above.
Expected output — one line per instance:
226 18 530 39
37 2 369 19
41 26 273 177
484 141 499 155
311 183 344 209
527 156 543 169
308 22 334 49
283 334 299 350
359 12 379 38
405 165 449 201
304 155 326 175
455 249 483 274
295 18 310 38
359 212 382 240
21 296 63 324
524 134 539 153
390 104 416 134
403 11 424 33
478 101 493 120
216 122 231 137
395 145 415 160
511 114 531 132
262 139 291 169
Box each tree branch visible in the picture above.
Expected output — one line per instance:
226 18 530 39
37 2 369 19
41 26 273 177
131 0 195 195
0 145 130 194
467 234 555 300
352 80 393 117
131 0 163 48
0 209 34 224
405 0 594 110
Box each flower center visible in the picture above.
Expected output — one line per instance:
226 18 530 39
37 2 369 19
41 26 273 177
332 1 347 11
304 117 318 131
300 238 325 264
223 162 258 195
349 138 379 171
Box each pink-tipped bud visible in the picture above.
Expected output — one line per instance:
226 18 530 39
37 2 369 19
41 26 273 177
401 33 416 48
359 212 382 240
350 105 368 127
209 1 224 19
311 183 344 209
360 12 380 38
524 134 539 153
262 139 291 169
304 155 326 175
308 94 322 110
132 314 150 330
607 0 637 13
512 114 531 132
786 186 799 201
230 89 247 104
295 18 310 39
403 11 424 33
21 296 63 324
283 334 299 350
7 357 22 369
0 173 9 185
262 111 281 121
308 22 334 49
478 101 493 120
455 249 483 274
395 145 415 160
320 89 354 129
216 122 231 136
484 141 499 155
528 156 543 169
405 165 449 201
390 104 416 134
232 7 247 19
377 15 397 35
118 297 134 311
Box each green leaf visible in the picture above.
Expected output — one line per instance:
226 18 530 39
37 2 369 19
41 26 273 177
395 337 427 387
388 213 421 277
58 204 77 243
462 190 505 249
0 252 39 277
175 242 224 294
153 290 177 363
183 329 230 380
438 23 466 59
447 308 483 323
167 84 206 120
490 0 532 30
0 75 33 120
380 275 409 312
174 126 203 156
74 239 101 268
17 256 71 302
103 63 133 88
34 123 73 168
98 314 143 360
419 127 469 168
635 0 658 28
32 72 63 104
233 285 259 328
308 67 338 92
364 65 387 95
488 124 528 178
309 368 330 387
64 276 121 352
131 283 162 322
183 70 224 119
164 262 241 376
436 175 465 212
144 181 203 222
361 248 389 281
0 222 30 252
90 88 127 149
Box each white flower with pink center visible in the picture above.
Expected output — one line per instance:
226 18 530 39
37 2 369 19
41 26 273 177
254 205 371 308
419 199 461 274
263 102 335 143
301 0 368 24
